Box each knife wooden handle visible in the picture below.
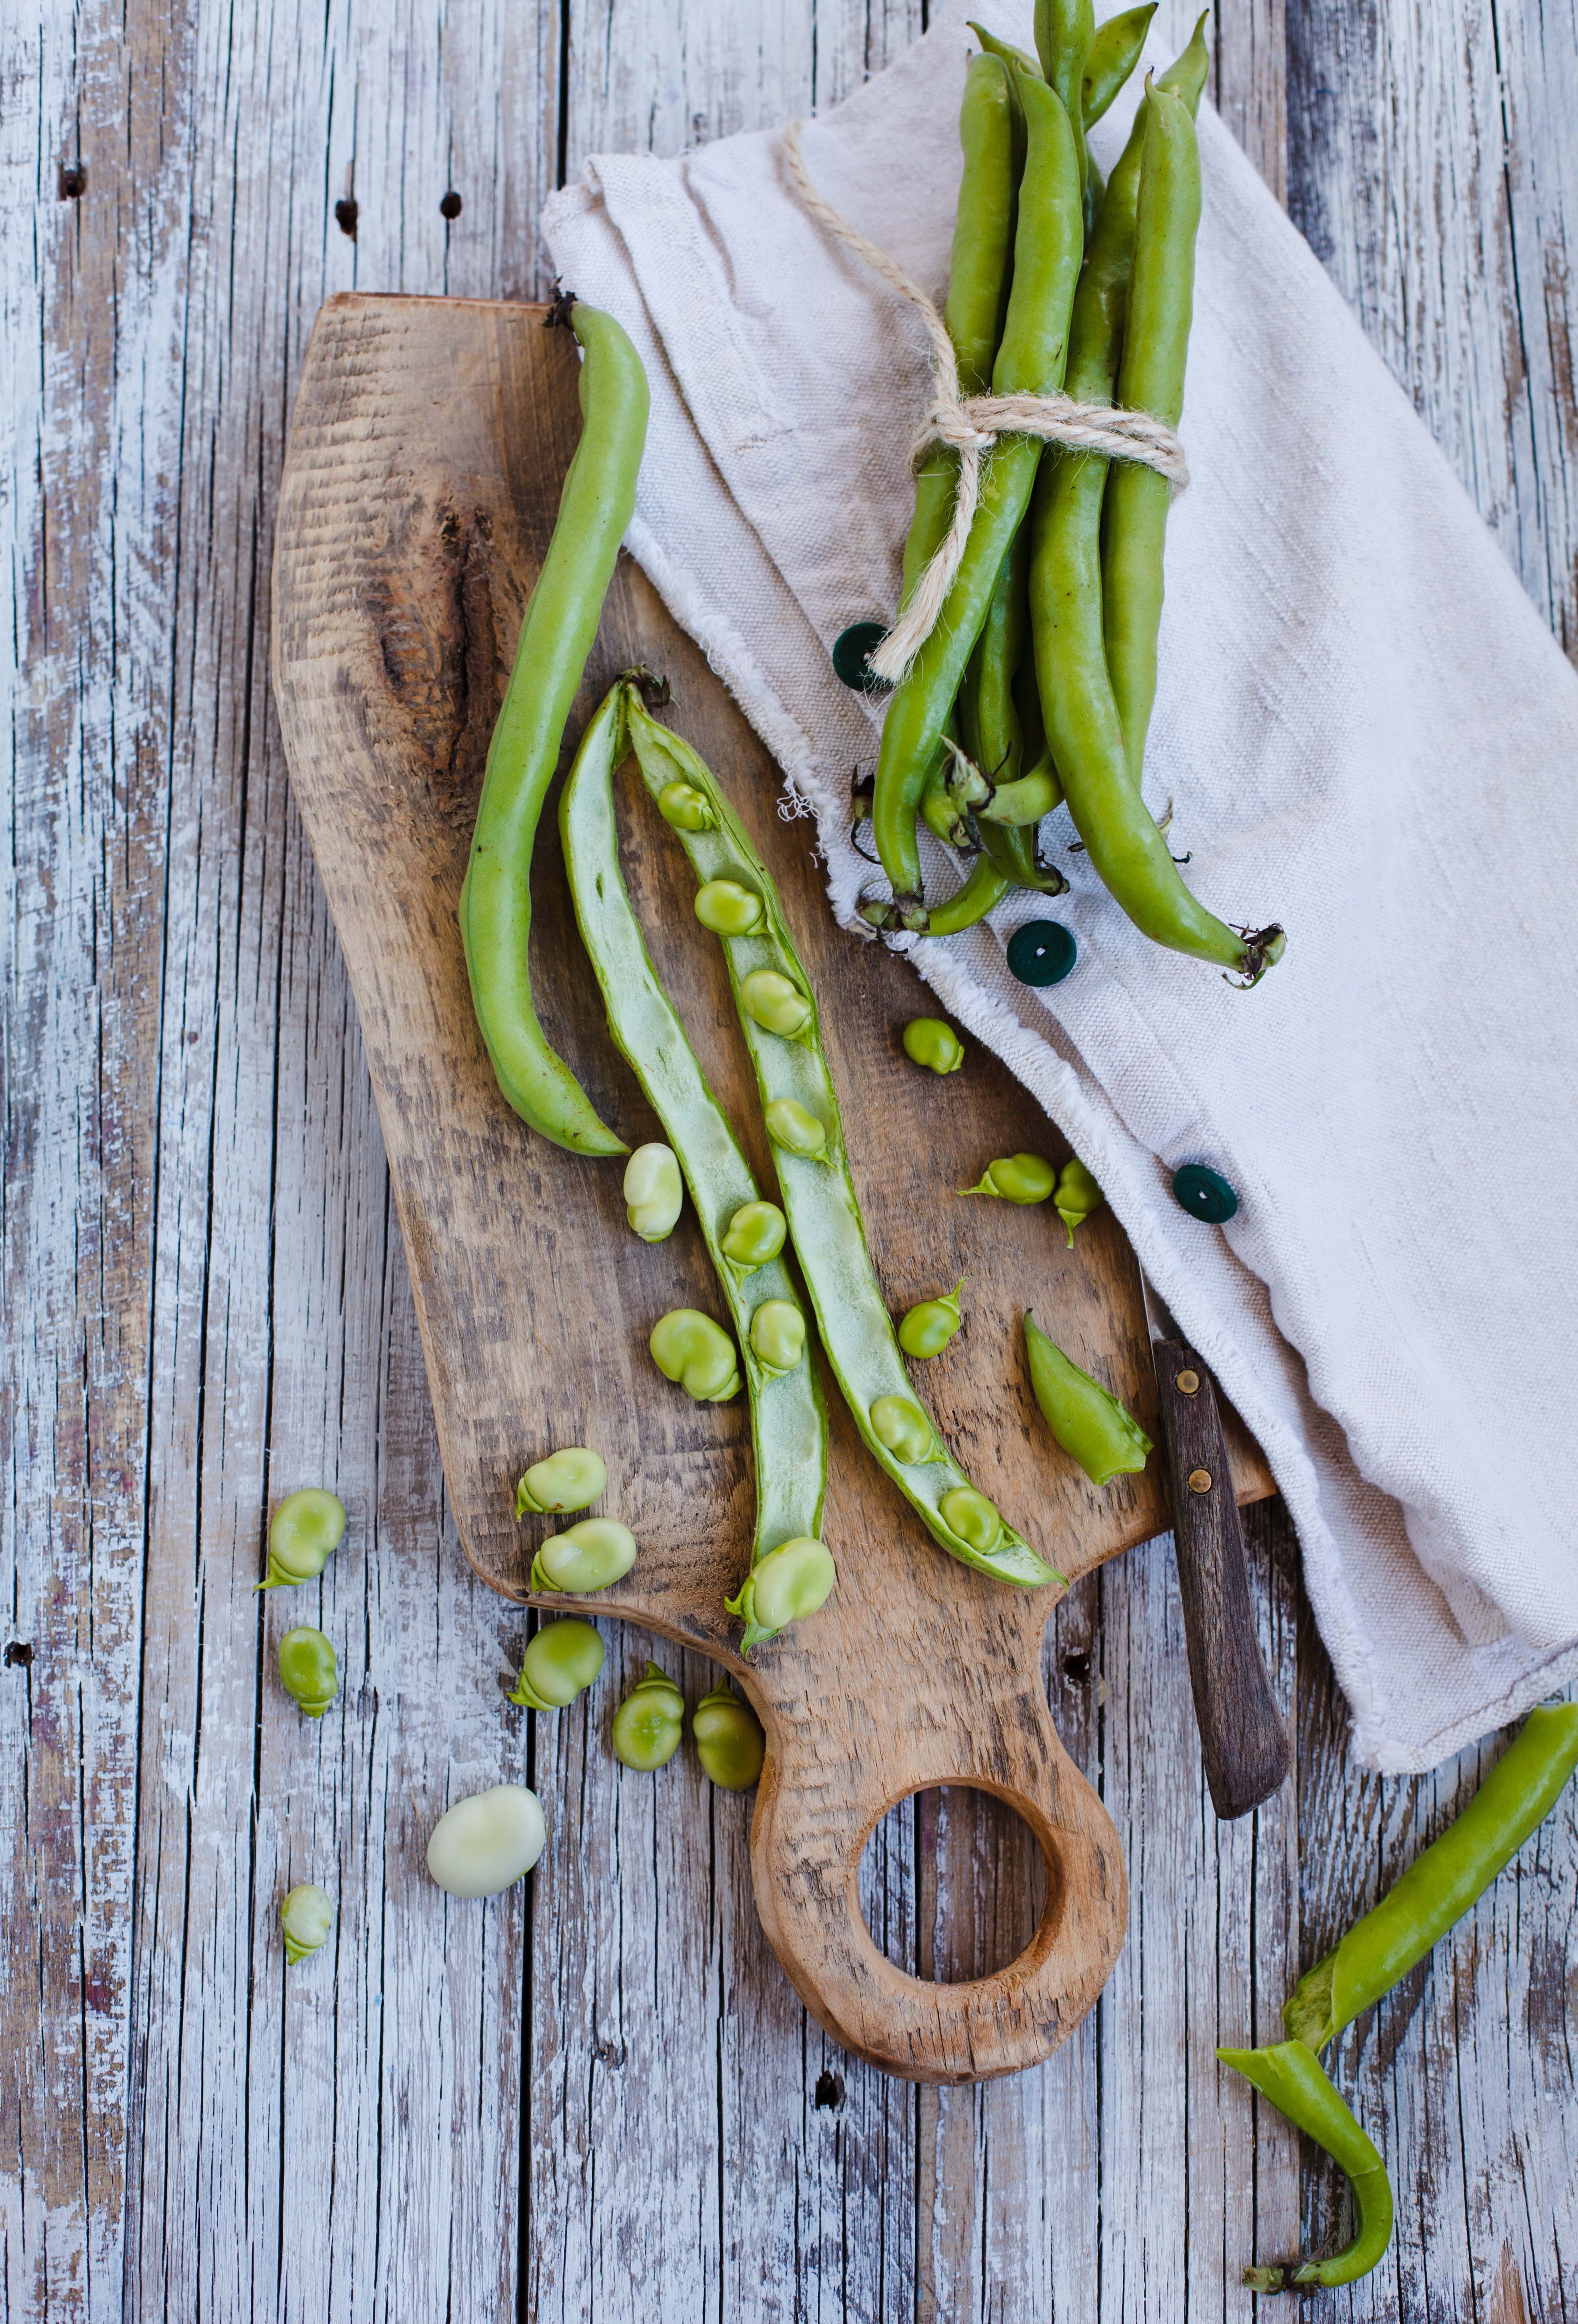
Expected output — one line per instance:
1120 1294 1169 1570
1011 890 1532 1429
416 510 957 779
1152 1337 1291 1820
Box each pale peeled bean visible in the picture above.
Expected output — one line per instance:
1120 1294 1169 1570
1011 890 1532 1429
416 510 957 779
623 1142 683 1242
426 1783 547 1897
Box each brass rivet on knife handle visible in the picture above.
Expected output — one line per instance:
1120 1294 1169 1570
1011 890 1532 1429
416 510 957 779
1153 1334 1291 1821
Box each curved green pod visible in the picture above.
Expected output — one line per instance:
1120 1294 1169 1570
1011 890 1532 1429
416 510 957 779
558 685 828 1648
458 299 646 1155
1283 1702 1578 2052
1218 2042 1394 2289
626 690 1061 1591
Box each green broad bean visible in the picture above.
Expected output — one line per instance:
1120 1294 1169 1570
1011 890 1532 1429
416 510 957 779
257 1487 347 1592
765 1097 828 1161
750 1300 807 1377
530 1517 639 1593
1081 2 1156 126
902 1018 965 1074
898 1278 965 1359
623 1142 684 1241
280 1881 334 1966
515 1444 607 1517
1053 1155 1103 1244
508 1617 605 1710
692 1680 766 1790
1034 0 1095 238
962 1151 1055 1204
427 1783 547 1896
277 1626 339 1718
1283 1702 1578 2053
726 1536 837 1652
658 779 717 832
871 74 1083 906
721 1199 788 1271
1219 2042 1394 2291
650 1308 742 1402
558 687 827 1654
458 298 644 1157
883 50 1020 784
869 1394 939 1463
1024 1313 1151 1484
626 689 1060 1592
1026 30 1280 982
741 967 812 1038
694 878 764 936
940 1486 1004 1556
611 1662 686 1770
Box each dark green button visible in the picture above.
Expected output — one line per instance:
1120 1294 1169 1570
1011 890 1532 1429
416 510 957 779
1006 920 1077 987
832 622 891 695
1172 1164 1238 1223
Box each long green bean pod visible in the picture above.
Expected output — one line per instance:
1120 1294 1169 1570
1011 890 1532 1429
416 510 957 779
1081 3 1157 126
627 692 1061 1590
872 76 1083 907
1284 1701 1578 2050
893 54 1020 648
460 297 646 1155
1033 0 1095 210
1028 56 1280 978
1103 81 1198 786
557 686 829 1649
1218 2042 1395 2290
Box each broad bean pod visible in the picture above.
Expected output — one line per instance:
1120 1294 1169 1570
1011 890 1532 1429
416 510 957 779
1028 43 1281 980
1218 2042 1394 2289
1034 0 1095 212
886 53 1020 735
1080 4 1157 127
628 693 1060 1591
1283 1702 1578 2051
459 297 645 1154
872 75 1083 908
557 684 829 1650
1024 1314 1151 1484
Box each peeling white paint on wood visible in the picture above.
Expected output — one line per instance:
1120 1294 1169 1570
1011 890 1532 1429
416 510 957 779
4 0 1575 2317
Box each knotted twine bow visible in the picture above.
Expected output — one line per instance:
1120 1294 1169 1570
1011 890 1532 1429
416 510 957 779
781 119 1189 690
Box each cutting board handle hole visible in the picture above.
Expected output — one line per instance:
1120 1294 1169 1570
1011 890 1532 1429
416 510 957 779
857 1784 1049 1985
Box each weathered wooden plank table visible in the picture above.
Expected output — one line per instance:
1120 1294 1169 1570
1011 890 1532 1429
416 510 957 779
4 1 1575 2316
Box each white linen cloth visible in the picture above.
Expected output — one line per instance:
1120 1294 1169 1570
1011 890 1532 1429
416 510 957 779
543 0 1578 1771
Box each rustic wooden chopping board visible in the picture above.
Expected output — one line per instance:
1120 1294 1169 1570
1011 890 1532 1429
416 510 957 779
271 292 1273 2085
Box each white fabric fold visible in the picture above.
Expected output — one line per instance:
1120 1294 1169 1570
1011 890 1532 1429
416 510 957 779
544 0 1578 1771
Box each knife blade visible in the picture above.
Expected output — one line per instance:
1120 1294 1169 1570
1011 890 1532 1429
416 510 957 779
1138 1268 1291 1820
